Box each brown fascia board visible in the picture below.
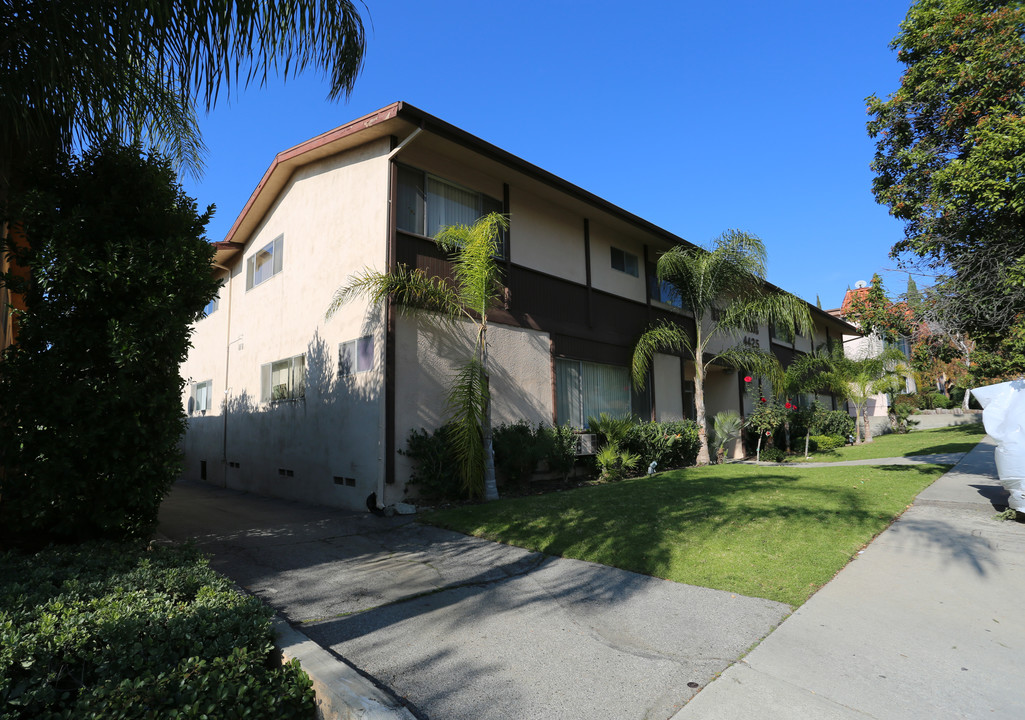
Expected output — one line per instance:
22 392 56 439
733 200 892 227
218 102 406 257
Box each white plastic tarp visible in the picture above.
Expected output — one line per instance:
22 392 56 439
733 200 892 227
971 379 1025 511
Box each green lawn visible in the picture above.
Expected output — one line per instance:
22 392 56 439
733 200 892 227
424 461 960 608
799 423 986 463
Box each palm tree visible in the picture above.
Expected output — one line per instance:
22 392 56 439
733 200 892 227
632 230 812 465
771 349 839 455
327 213 508 501
1 0 366 190
824 346 910 444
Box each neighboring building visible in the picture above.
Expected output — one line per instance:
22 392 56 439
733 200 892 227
827 284 916 419
180 102 858 510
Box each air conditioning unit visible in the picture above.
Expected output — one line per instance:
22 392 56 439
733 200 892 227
575 433 598 456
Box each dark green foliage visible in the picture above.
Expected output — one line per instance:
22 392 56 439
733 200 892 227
867 0 1025 337
401 425 464 501
0 145 218 544
545 424 578 480
0 542 314 719
759 447 786 463
809 435 847 451
622 420 702 472
586 413 635 448
812 407 856 439
891 394 920 411
888 402 919 434
493 421 552 485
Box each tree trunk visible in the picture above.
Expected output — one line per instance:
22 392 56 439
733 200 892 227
694 363 710 465
756 432 762 462
862 405 873 443
480 327 499 501
804 430 810 459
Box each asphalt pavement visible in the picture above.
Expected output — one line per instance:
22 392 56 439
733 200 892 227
159 481 790 719
159 437 1023 719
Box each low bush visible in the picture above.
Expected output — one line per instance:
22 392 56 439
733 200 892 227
891 394 919 411
888 402 920 434
493 421 550 485
401 425 463 501
545 424 578 480
622 420 701 472
594 444 640 483
809 434 846 451
813 408 856 438
759 447 786 463
0 542 313 719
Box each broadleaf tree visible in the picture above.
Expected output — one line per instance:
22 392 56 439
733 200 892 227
867 0 1025 349
631 230 813 466
0 144 219 544
327 213 509 502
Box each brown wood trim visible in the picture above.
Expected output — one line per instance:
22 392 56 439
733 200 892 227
385 161 399 484
583 218 593 329
503 182 511 264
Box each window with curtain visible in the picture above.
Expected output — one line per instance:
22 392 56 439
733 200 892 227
339 336 375 376
556 359 634 427
396 164 505 256
190 380 212 414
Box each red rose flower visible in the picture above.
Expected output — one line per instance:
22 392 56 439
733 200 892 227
760 397 767 403
784 402 793 409
744 375 752 383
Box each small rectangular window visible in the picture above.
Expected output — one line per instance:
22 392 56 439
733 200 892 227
339 336 375 376
260 354 305 402
610 247 638 277
190 380 213 414
246 235 284 290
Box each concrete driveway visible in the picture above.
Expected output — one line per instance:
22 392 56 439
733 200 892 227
159 482 790 720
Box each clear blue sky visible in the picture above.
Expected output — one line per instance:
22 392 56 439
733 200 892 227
181 0 915 311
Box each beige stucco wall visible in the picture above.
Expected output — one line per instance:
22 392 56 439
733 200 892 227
392 314 553 504
587 221 647 304
508 186 586 283
180 138 391 510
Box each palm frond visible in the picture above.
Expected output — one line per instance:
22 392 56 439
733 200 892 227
632 321 692 390
446 359 490 499
710 345 784 389
436 213 507 314
325 265 462 321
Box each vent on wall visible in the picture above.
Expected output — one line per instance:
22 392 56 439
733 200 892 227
278 468 295 477
200 460 207 480
333 476 356 487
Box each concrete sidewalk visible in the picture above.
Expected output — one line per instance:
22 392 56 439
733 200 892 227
674 437 1025 720
158 481 790 720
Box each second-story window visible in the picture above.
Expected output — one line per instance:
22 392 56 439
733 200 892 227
610 247 638 277
396 164 504 255
246 235 283 290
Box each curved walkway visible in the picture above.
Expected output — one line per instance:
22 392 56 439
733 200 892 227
741 451 969 468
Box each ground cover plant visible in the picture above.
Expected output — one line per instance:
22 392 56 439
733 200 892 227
794 424 985 463
425 461 956 607
0 542 313 719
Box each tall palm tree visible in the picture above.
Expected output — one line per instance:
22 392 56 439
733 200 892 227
632 230 813 465
0 0 367 190
327 213 508 501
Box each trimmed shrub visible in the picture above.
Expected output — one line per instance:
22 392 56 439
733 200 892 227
809 434 846 451
545 424 578 480
760 447 786 463
401 425 463 501
813 408 856 438
594 444 640 483
622 420 701 472
0 542 314 719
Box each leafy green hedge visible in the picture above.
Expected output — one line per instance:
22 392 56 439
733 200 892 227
622 420 702 472
0 542 314 719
